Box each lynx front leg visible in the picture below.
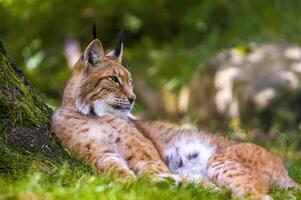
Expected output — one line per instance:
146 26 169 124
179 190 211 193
136 160 169 177
115 122 171 179
125 145 170 178
121 137 180 183
88 142 136 180
207 154 271 200
127 154 186 185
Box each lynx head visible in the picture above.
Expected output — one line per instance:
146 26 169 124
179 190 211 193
74 35 135 118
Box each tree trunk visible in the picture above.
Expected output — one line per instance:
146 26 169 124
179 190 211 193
0 41 71 162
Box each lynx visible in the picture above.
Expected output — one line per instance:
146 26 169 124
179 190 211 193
133 120 300 199
52 33 299 199
52 36 170 180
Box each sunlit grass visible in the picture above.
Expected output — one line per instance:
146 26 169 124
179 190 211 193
0 161 231 200
0 144 300 200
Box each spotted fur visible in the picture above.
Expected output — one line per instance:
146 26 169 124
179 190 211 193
133 120 300 199
52 39 169 180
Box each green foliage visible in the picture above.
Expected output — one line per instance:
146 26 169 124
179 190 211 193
1 0 301 107
1 0 301 134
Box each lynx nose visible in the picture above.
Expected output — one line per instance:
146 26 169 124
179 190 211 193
128 95 136 104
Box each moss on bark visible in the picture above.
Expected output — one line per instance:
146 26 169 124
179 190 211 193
0 41 71 163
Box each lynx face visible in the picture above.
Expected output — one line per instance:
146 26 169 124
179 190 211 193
75 39 136 118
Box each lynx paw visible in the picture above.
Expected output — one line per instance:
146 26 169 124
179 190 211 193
181 175 220 191
152 173 183 186
116 168 136 180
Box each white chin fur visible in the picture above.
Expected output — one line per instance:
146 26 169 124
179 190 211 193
76 99 134 119
92 100 109 116
75 99 90 115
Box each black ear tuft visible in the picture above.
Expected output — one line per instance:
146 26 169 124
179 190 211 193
114 30 123 57
106 30 124 63
92 22 97 39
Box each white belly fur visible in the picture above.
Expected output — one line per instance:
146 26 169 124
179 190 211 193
164 133 215 177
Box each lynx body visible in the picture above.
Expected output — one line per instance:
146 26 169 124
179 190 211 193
52 38 169 179
133 120 299 199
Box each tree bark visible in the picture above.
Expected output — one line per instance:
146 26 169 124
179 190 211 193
0 41 71 162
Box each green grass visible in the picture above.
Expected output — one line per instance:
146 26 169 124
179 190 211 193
0 144 300 200
0 160 232 200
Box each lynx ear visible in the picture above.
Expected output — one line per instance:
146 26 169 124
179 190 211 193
83 39 105 67
106 31 123 63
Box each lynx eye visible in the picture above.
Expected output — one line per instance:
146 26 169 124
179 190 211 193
109 76 120 86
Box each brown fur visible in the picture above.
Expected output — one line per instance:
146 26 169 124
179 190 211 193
133 120 299 199
52 39 169 179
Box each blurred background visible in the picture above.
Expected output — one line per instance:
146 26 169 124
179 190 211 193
1 0 301 152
